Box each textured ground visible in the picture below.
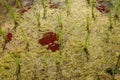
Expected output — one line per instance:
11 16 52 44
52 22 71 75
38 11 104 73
0 0 120 80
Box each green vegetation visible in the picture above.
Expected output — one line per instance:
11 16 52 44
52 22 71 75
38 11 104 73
20 27 30 51
0 27 5 38
0 0 120 80
35 10 41 28
15 0 22 8
108 11 113 30
114 0 120 21
83 16 90 60
10 53 21 80
90 0 95 19
65 0 70 16
1 0 18 31
56 14 63 53
41 0 47 19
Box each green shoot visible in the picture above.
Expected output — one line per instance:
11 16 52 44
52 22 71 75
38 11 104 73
114 0 120 21
108 11 113 30
0 27 5 38
10 53 21 80
84 34 89 60
65 0 70 16
0 26 8 52
106 53 120 79
55 15 63 79
83 16 90 60
56 14 63 55
35 10 41 28
20 27 30 51
2 0 17 22
86 15 90 33
55 14 63 77
41 0 47 19
15 0 22 8
114 53 120 72
1 0 18 31
90 0 95 19
112 53 120 80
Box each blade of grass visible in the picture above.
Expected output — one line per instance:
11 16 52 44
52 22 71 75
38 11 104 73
65 0 70 16
15 0 22 8
84 16 90 60
41 0 47 19
20 27 30 51
0 26 8 52
2 0 18 31
35 10 41 28
10 53 21 80
2 0 17 22
114 0 120 21
56 14 63 55
90 0 95 19
108 11 113 30
54 14 63 79
0 27 5 37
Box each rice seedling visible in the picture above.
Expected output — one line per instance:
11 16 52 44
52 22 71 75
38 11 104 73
113 0 120 27
114 0 120 20
0 26 5 38
112 53 120 79
1 0 18 31
41 0 47 19
56 14 63 55
0 26 6 51
83 16 90 60
65 0 70 16
0 26 13 52
35 10 41 29
20 27 30 51
86 15 90 33
15 0 22 8
0 27 7 51
54 14 63 79
10 53 21 80
90 0 95 19
108 11 113 30
106 53 120 80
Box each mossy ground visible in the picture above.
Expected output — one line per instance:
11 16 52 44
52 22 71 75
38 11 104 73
0 0 120 80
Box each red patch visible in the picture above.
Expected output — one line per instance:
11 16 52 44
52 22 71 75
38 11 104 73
20 9 28 14
95 0 110 13
17 7 31 14
27 7 31 9
49 4 58 9
38 32 59 52
6 32 13 42
47 43 59 52
38 32 57 46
